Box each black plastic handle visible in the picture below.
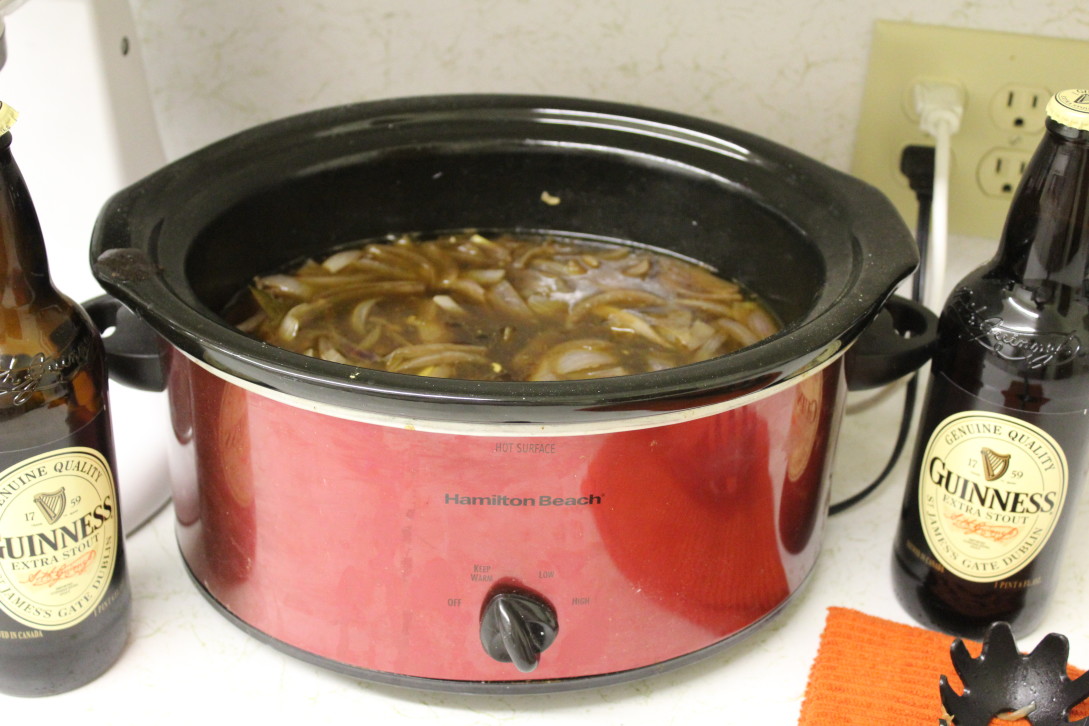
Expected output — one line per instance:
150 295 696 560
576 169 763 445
83 294 169 393
844 295 938 391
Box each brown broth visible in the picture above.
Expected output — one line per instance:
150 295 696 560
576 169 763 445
225 233 780 381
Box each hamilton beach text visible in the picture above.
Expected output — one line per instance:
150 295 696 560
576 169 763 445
444 493 602 507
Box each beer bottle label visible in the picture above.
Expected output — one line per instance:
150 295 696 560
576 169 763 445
918 411 1068 583
0 446 120 630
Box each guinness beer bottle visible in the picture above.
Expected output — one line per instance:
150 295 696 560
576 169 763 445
0 103 130 695
892 90 1089 639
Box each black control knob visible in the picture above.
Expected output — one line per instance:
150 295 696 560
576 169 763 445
479 590 558 673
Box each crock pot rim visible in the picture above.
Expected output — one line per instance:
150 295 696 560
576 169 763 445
90 93 916 421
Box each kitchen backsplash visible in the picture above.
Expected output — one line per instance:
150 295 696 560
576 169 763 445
129 0 1089 168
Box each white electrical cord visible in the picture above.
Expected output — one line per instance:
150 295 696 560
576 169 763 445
914 82 965 312
846 86 963 418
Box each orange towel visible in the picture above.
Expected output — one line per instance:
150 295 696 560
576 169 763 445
798 607 1088 725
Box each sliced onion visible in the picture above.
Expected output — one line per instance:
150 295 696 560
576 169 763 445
716 318 761 348
432 294 467 315
674 289 745 302
600 307 671 349
531 339 618 380
257 274 313 298
317 337 352 364
747 308 779 339
389 351 492 372
578 366 630 379
675 297 738 317
464 268 507 285
235 310 265 333
330 281 428 302
622 257 651 277
531 259 571 278
321 249 364 273
644 354 676 372
687 319 717 349
553 347 618 375
276 302 331 346
658 317 715 351
445 278 487 303
348 258 421 281
659 259 742 297
350 298 380 334
356 325 382 351
468 234 512 264
526 295 567 318
486 280 535 319
417 242 460 285
513 244 554 268
278 299 336 343
386 343 491 373
416 364 456 378
276 304 304 341
569 289 667 324
693 331 728 361
594 246 631 261
297 273 374 286
368 243 437 284
388 343 488 357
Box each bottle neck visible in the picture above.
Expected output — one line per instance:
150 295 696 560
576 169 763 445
990 118 1089 304
0 131 55 309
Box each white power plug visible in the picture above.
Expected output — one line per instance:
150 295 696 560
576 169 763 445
913 81 966 312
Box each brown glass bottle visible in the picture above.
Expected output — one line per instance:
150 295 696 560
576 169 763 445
892 90 1089 640
0 104 130 696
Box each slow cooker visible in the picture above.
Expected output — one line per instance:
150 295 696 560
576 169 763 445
88 95 927 692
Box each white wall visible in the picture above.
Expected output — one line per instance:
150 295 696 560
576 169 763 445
128 0 1089 168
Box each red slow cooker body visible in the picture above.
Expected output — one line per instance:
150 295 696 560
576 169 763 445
166 350 844 687
88 95 922 692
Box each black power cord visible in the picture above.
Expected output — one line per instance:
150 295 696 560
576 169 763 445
900 145 935 304
829 145 935 516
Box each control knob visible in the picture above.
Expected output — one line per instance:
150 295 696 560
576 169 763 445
479 589 558 673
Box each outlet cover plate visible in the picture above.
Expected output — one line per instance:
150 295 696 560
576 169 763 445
851 21 1089 241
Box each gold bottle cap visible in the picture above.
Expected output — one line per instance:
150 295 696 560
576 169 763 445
0 102 18 135
1046 89 1089 131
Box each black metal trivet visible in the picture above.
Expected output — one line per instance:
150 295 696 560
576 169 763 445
939 622 1089 725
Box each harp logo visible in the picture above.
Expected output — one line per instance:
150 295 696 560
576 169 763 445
980 447 1011 481
0 447 119 630
32 488 66 525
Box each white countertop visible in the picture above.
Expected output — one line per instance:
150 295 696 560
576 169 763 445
1 2 1087 721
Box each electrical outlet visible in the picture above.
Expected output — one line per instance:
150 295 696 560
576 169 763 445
851 21 1089 240
990 85 1048 133
977 148 1031 198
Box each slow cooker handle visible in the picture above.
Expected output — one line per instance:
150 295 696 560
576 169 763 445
844 295 938 391
84 294 169 393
